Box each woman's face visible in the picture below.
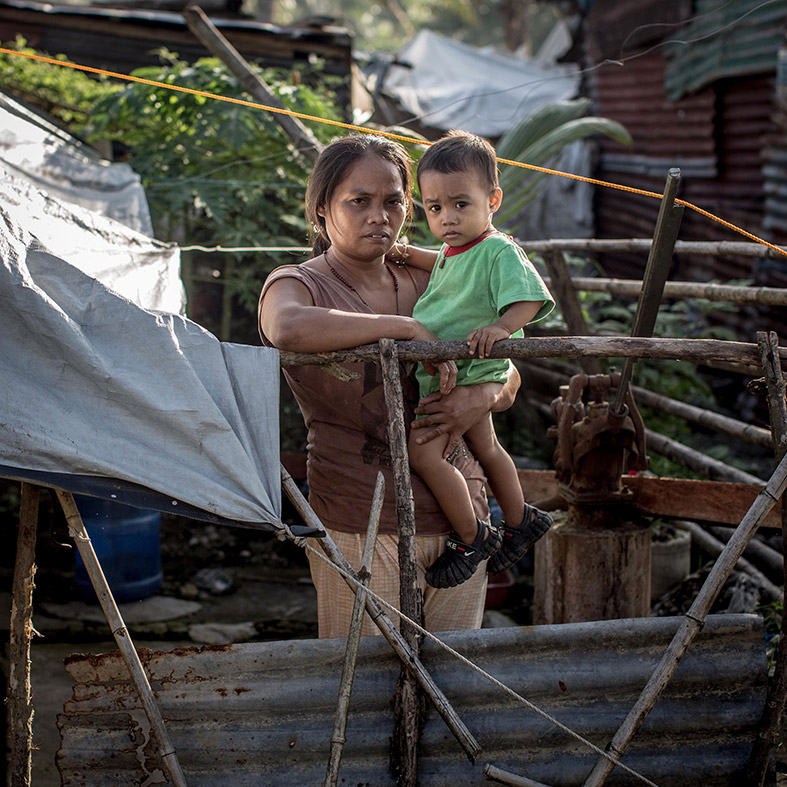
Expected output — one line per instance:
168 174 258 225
317 153 408 263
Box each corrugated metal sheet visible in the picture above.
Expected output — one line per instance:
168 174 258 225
664 0 787 100
584 0 787 337
0 0 353 81
594 49 717 175
58 614 766 786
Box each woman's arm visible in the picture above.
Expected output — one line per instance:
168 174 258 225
411 363 521 456
260 276 426 352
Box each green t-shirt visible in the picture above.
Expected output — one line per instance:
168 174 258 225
412 231 554 398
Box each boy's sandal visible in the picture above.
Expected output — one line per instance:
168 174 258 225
487 504 553 575
426 519 502 589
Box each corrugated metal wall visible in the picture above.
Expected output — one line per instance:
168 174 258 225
58 614 766 786
583 1 787 338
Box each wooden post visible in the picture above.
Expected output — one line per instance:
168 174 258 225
542 249 602 376
281 467 481 762
182 5 322 164
747 331 787 786
581 450 787 786
55 490 189 787
612 168 684 415
379 338 424 786
8 483 38 787
325 472 385 787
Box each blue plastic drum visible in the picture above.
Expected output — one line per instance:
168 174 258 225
73 495 163 603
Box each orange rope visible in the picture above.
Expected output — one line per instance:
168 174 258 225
3 45 786 259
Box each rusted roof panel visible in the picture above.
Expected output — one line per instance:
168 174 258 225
594 50 718 176
664 0 787 100
58 615 766 785
0 0 353 78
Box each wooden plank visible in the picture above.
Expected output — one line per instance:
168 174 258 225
516 469 782 529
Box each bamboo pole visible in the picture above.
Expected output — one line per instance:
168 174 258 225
671 519 781 601
542 249 602 376
278 335 787 369
632 387 773 449
182 6 322 164
55 490 189 787
559 277 787 307
521 357 774 449
748 331 787 785
709 525 784 577
8 483 38 787
379 338 423 786
643 429 765 485
522 237 787 259
581 450 787 787
324 472 385 787
484 763 555 787
281 467 482 762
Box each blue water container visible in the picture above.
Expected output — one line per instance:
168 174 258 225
73 495 163 603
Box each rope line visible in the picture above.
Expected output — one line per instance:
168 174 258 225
303 542 659 787
2 45 786 261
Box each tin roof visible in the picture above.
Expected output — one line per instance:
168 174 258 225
665 0 787 100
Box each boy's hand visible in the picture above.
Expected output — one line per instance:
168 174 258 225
467 324 509 359
421 359 457 395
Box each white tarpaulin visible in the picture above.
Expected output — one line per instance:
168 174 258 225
382 30 579 137
1 166 186 315
0 199 283 530
0 90 154 235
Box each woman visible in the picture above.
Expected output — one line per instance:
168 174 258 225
258 134 520 638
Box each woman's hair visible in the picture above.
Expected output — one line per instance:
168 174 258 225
305 134 413 256
417 129 499 192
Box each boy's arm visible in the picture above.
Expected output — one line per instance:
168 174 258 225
386 241 439 272
467 300 544 359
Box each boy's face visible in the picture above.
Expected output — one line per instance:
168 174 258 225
419 169 502 247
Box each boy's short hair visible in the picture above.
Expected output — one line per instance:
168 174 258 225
417 130 499 192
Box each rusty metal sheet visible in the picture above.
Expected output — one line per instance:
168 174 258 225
58 615 766 785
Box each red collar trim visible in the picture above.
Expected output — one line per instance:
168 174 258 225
444 228 498 257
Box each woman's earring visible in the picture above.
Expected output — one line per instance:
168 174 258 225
312 223 320 233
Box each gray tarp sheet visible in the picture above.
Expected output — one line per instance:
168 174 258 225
0 89 154 236
383 30 579 137
0 198 282 530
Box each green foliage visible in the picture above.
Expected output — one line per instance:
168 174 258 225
0 36 121 128
84 50 340 247
79 50 343 338
495 99 632 229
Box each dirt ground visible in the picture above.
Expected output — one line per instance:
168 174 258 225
2 485 786 784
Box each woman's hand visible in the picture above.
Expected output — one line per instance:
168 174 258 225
411 382 503 458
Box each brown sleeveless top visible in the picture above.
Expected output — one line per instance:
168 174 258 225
259 263 489 536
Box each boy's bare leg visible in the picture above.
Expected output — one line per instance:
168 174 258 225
463 413 524 527
408 430 478 543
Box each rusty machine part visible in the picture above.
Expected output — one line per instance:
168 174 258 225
548 372 649 507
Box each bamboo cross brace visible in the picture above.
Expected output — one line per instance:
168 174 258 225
581 449 787 786
379 337 424 784
278 335 787 369
281 467 482 762
324 472 385 787
55 490 189 787
747 331 787 785
8 483 38 787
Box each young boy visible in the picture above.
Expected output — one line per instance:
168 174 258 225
407 130 555 589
